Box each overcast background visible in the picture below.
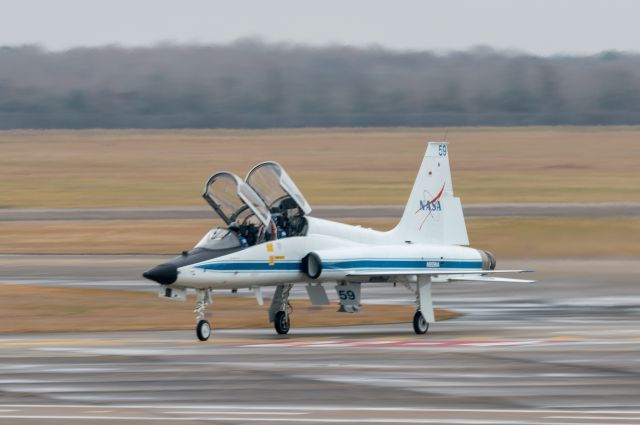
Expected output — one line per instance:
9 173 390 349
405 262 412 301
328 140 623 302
2 0 639 55
1 0 639 128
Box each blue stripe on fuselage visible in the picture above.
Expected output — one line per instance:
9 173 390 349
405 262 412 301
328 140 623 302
195 259 482 272
196 262 301 271
322 259 481 270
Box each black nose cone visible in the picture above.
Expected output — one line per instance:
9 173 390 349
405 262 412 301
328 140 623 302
143 263 177 285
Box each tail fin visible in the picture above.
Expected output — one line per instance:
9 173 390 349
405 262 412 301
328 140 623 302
391 142 469 245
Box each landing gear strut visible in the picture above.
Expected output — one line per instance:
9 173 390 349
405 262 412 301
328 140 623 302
269 284 293 335
414 276 434 335
194 289 213 341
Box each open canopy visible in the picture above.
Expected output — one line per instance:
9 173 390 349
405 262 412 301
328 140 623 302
202 171 271 226
245 161 311 215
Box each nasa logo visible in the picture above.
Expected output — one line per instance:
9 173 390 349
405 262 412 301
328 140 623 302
415 182 446 230
419 200 442 212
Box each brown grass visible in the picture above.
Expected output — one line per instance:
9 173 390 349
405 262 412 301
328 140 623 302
466 217 640 258
0 284 459 333
1 127 639 208
0 217 637 258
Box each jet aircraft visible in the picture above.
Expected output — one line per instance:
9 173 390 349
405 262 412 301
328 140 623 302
143 142 533 341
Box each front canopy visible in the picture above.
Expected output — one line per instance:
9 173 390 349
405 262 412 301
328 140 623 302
202 171 271 226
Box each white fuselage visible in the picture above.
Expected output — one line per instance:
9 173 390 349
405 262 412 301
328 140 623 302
174 217 484 289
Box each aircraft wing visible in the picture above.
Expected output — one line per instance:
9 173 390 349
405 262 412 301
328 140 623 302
345 269 535 283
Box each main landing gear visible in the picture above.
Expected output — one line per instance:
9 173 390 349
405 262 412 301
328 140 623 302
414 276 435 335
274 310 290 335
269 284 293 335
412 311 429 334
194 289 213 341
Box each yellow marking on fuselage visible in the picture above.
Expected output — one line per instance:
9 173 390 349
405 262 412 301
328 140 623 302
266 243 274 253
268 255 285 265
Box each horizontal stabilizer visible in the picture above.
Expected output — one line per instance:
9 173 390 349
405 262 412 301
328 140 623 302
346 269 533 278
447 276 536 284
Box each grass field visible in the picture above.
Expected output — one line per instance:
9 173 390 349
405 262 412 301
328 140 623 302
1 127 635 333
1 127 639 208
0 284 459 333
1 217 637 258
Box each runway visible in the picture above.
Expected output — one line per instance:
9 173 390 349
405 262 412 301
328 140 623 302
1 256 639 423
1 318 639 423
1 202 639 221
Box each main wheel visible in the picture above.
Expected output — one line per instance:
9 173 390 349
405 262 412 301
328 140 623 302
274 311 290 335
196 319 211 341
412 311 429 334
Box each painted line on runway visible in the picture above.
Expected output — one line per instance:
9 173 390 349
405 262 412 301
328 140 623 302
547 416 640 421
1 414 639 424
5 405 640 415
1 337 613 351
164 411 307 415
4 336 635 353
234 339 546 348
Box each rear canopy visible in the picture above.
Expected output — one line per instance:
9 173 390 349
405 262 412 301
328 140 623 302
245 161 311 215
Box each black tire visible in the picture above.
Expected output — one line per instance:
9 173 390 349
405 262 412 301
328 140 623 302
274 311 290 335
196 319 211 341
412 311 429 335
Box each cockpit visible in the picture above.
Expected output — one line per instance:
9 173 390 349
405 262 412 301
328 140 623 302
201 162 311 249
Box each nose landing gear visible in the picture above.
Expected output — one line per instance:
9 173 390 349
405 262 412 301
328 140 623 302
196 319 211 341
194 289 213 341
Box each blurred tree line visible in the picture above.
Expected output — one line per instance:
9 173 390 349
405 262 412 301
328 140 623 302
1 41 639 128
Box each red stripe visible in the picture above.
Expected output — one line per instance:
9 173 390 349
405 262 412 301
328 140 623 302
431 183 446 202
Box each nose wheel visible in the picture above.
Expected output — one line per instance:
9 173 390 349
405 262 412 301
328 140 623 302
196 319 211 341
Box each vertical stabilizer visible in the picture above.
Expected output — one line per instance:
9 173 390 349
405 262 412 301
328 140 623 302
391 142 469 245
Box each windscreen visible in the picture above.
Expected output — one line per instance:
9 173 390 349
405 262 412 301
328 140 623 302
194 227 241 250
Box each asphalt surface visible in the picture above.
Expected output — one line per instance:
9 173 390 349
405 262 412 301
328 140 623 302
1 202 639 221
1 256 639 423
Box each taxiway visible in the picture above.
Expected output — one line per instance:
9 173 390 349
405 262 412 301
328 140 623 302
0 256 639 424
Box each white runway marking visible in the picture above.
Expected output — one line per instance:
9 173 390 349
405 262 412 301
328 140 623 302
1 414 639 424
548 416 640 421
164 410 307 415
4 404 640 414
239 339 545 349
